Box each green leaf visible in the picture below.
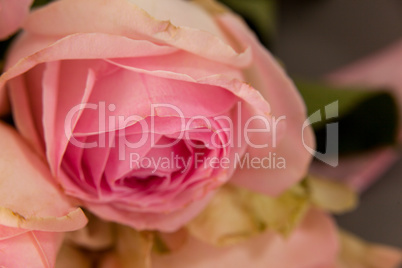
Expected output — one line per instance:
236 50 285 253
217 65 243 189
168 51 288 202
218 0 277 46
0 37 14 67
32 0 53 7
296 79 399 154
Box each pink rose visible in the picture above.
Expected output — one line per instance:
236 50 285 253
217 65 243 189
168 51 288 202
0 0 314 231
0 0 33 40
0 122 87 266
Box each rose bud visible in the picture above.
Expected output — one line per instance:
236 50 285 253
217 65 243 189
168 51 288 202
0 0 314 231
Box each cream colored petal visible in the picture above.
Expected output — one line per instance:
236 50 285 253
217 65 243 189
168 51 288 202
127 0 225 38
308 175 358 214
187 183 310 246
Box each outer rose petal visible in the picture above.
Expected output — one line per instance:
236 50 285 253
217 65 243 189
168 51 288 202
151 209 338 268
0 229 64 268
0 0 33 40
217 14 315 196
23 0 251 67
128 0 224 38
0 122 87 232
2 33 177 84
0 225 27 243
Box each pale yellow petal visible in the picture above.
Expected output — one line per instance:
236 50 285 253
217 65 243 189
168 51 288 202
308 175 358 214
187 184 310 246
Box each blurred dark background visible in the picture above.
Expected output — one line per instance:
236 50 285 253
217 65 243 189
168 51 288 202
274 0 402 248
275 0 402 77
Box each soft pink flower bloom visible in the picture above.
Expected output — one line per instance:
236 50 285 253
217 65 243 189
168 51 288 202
0 0 314 231
0 0 33 40
0 122 87 266
311 40 402 192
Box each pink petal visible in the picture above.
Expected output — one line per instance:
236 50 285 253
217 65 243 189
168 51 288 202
100 58 271 121
73 67 240 135
8 65 46 155
217 14 315 196
41 61 97 176
1 33 177 89
0 0 33 40
152 208 338 268
106 48 244 81
0 122 87 232
0 230 63 268
0 225 27 240
84 191 215 232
